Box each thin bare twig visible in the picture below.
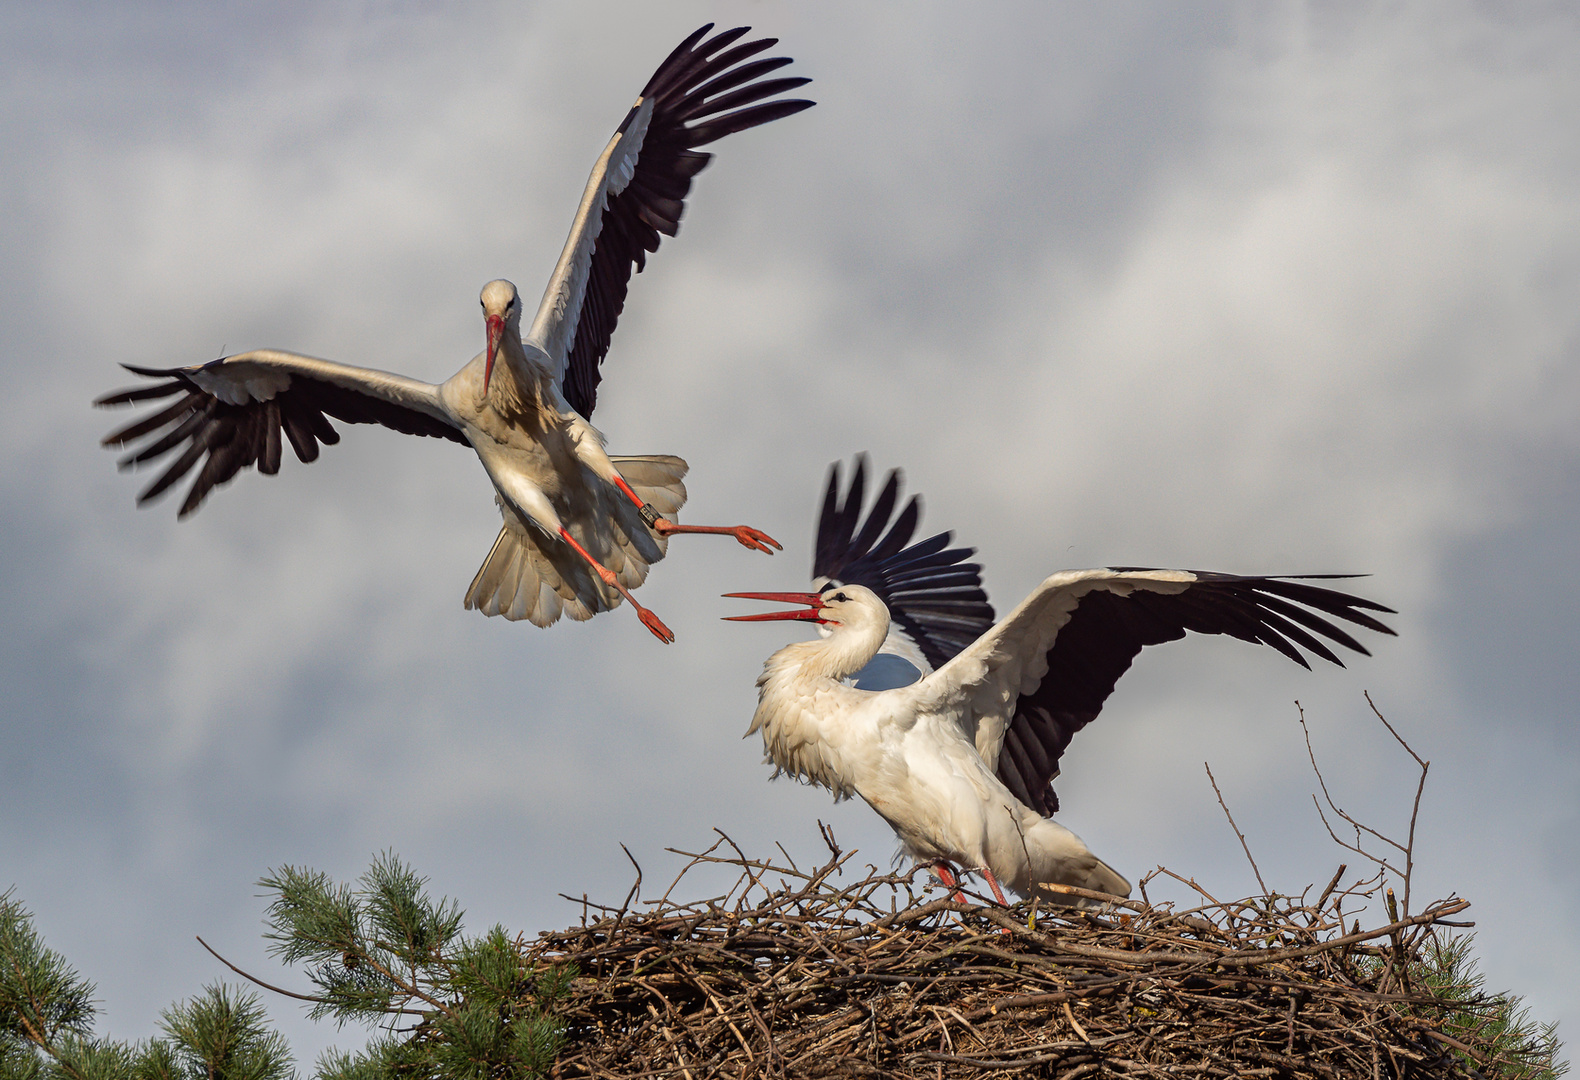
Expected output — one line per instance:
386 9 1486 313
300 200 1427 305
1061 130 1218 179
195 936 424 1016
1367 691 1430 916
1204 761 1269 896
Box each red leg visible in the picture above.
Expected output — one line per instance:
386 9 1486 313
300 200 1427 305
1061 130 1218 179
610 474 780 554
980 867 1014 934
652 519 781 553
612 475 647 510
981 867 1010 906
933 862 966 904
556 527 673 644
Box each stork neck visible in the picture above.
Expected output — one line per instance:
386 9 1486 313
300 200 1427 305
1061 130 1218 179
486 334 553 425
488 330 528 390
781 612 889 684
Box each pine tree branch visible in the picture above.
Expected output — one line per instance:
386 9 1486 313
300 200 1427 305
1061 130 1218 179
194 935 424 1016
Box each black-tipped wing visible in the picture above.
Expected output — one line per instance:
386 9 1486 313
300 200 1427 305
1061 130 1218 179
813 456 996 672
96 351 467 517
527 24 814 417
924 569 1396 817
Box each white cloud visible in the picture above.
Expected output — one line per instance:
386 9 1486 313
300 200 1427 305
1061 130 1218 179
2 0 1576 1062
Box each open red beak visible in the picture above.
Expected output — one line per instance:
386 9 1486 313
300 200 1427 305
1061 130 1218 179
483 314 504 393
722 591 826 622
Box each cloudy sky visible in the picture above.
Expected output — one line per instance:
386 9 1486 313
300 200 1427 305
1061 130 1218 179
4 0 1577 1065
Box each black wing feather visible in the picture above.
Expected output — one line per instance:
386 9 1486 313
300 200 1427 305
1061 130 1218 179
680 58 799 116
815 455 865 575
998 573 1396 816
561 25 814 418
97 364 468 518
686 100 816 147
110 396 203 452
679 77 813 125
643 26 753 99
812 456 997 672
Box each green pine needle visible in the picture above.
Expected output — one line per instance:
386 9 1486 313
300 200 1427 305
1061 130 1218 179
0 890 98 1051
2 859 570 1080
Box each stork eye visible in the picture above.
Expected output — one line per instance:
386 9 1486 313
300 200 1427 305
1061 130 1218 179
833 592 848 602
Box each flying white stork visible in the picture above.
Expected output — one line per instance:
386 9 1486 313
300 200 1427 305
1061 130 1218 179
95 25 814 643
726 457 1396 904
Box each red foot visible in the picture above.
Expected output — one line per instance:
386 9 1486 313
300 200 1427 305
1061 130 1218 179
637 607 674 644
729 525 780 553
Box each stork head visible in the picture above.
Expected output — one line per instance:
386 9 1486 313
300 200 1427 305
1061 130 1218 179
726 585 891 678
479 279 521 395
724 585 887 633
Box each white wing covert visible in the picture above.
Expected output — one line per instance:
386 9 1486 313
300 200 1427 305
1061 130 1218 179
922 570 1396 817
524 24 813 419
525 99 654 386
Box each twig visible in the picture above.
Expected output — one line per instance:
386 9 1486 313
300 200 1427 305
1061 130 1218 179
195 936 423 1016
1367 691 1430 916
515 699 1530 1080
1205 762 1268 896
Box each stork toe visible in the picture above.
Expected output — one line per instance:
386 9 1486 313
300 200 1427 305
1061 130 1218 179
637 607 675 644
733 525 781 553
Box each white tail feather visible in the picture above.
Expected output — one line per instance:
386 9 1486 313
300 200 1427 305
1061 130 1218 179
1014 816 1132 902
462 455 688 627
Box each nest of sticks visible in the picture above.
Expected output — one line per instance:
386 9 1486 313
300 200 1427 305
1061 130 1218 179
534 830 1516 1080
531 707 1548 1080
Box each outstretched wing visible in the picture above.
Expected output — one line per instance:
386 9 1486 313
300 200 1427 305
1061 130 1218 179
96 351 466 517
923 568 1396 816
526 24 814 417
814 455 996 674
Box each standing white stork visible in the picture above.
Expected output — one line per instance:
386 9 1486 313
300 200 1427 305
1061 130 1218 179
726 457 1396 904
95 25 814 643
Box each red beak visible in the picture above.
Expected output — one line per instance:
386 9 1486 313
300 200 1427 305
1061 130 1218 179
722 591 826 622
483 314 504 393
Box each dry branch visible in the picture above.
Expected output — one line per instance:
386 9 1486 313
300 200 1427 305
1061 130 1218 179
522 834 1536 1080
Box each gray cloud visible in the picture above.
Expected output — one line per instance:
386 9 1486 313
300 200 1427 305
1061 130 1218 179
2 0 1576 1064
